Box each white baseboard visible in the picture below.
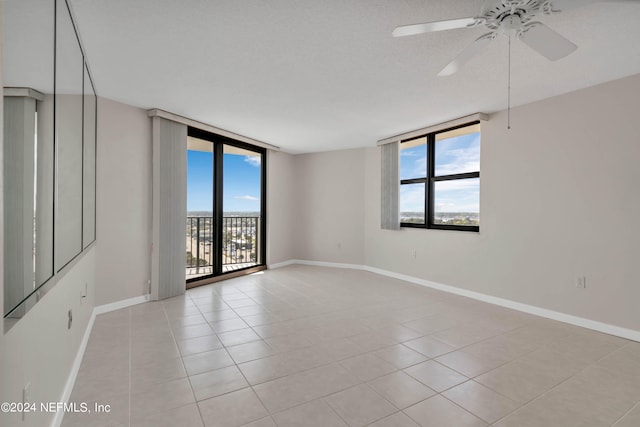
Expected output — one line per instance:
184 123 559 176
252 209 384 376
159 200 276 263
94 294 151 315
274 259 640 342
269 259 365 270
52 293 151 427
268 259 298 269
51 311 96 427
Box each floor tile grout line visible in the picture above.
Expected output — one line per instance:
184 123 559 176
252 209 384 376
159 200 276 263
486 356 600 427
447 382 521 425
485 335 637 426
189 282 288 425
611 399 640 427
161 294 207 427
321 395 352 427
183 287 281 425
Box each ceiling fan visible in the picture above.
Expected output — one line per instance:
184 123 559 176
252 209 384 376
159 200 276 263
393 0 635 76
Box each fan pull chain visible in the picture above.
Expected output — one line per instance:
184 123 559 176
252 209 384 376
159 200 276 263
507 34 512 130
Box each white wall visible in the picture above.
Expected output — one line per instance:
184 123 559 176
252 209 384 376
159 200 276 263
95 98 152 305
292 149 365 265
0 250 96 427
267 150 296 265
363 74 640 332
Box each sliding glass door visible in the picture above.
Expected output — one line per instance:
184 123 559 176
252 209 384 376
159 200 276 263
186 128 266 285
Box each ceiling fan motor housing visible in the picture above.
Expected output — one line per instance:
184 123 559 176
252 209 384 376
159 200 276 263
478 0 556 37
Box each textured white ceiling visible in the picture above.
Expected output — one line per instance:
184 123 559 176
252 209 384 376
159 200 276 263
65 0 640 153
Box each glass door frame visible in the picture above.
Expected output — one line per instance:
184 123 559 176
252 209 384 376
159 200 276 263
186 127 267 288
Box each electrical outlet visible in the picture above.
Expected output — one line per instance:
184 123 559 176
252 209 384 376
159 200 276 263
412 250 417 259
576 276 586 289
68 309 73 329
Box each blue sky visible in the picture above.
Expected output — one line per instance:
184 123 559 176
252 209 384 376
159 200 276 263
400 132 480 213
187 151 261 213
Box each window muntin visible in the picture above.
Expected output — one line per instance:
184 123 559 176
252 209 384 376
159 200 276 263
400 122 480 231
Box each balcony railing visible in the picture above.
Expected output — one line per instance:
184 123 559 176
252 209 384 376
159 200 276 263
186 216 260 279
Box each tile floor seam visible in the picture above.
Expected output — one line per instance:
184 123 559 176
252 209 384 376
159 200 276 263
323 382 394 427
184 292 220 425
363 380 424 420
189 287 281 423
465 336 616 405
611 400 640 427
440 323 534 356
485 365 591 427
255 368 361 416
267 395 351 426
467 377 523 410
444 359 549 406
322 397 353 427
445 379 522 425
162 295 207 427
437 392 494 425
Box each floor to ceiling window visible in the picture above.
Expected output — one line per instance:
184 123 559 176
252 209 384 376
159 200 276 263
186 127 266 286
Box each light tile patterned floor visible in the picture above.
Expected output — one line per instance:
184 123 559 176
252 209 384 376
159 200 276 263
62 265 640 427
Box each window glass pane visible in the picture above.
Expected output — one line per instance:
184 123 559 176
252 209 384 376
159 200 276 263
433 178 480 226
187 137 214 280
400 136 426 180
223 145 262 266
400 183 425 224
187 137 214 214
435 124 480 176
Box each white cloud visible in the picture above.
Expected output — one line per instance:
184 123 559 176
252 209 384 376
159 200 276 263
434 179 480 212
400 151 420 157
435 135 480 175
400 156 427 179
234 195 259 201
244 156 261 167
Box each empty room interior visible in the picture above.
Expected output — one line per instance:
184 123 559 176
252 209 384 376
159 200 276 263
2 1 640 426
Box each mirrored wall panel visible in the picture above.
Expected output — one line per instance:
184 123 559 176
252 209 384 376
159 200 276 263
83 65 97 248
3 0 97 326
55 0 85 271
3 0 55 319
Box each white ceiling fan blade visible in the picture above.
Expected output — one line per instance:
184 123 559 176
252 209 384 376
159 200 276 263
438 33 495 77
392 17 476 37
519 22 577 61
